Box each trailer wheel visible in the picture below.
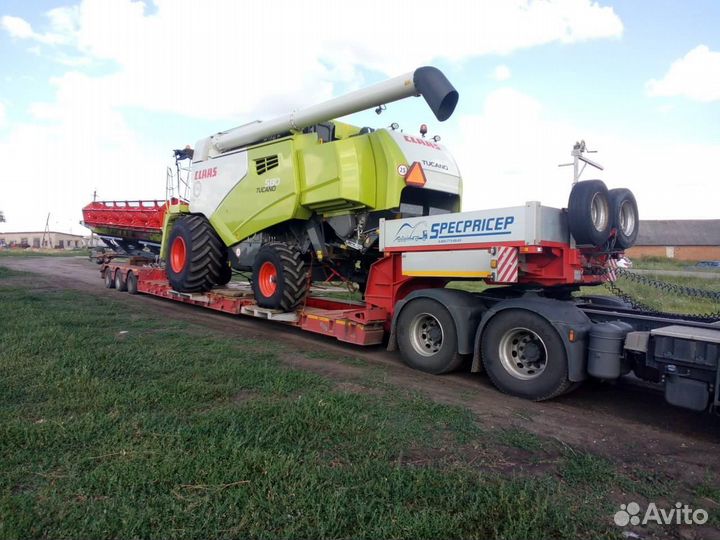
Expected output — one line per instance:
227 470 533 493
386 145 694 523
166 215 227 292
114 270 127 292
127 271 138 294
397 298 464 374
104 269 115 289
567 180 611 246
251 242 308 311
608 188 639 250
481 309 572 400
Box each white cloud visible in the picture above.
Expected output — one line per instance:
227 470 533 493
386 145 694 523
1 0 623 120
492 65 512 81
0 15 67 45
453 88 720 219
646 45 720 102
0 0 625 231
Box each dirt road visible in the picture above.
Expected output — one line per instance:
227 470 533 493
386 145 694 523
3 256 719 492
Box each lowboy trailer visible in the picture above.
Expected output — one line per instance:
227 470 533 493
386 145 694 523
98 201 720 414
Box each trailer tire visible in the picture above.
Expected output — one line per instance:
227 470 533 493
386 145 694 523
567 180 611 246
252 242 308 311
104 269 115 289
397 298 464 374
608 188 639 250
481 309 572 400
127 271 138 294
166 215 226 293
115 270 127 292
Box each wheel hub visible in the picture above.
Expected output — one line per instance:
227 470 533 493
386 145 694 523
258 261 278 297
498 327 548 380
590 192 609 233
170 236 187 274
409 313 444 357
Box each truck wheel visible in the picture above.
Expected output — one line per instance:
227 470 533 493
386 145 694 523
166 215 226 293
104 269 115 289
608 188 639 250
397 298 463 374
127 271 138 294
251 242 308 311
481 309 572 400
567 180 611 246
115 270 127 292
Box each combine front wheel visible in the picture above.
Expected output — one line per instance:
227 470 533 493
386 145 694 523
251 242 308 311
166 215 227 292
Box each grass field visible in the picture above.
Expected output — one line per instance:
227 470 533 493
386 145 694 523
632 256 720 272
0 248 88 258
4 265 717 539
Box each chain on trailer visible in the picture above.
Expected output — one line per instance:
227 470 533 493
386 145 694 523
603 268 720 322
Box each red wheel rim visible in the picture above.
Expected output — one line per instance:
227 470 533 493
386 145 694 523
170 236 187 273
258 261 277 297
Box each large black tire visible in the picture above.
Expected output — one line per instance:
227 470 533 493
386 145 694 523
127 271 138 295
481 309 572 401
608 188 639 250
251 242 308 311
115 270 127 292
567 180 611 247
166 215 226 293
397 298 464 374
104 269 115 289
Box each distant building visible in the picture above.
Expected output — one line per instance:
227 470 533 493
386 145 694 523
0 231 86 249
626 220 720 261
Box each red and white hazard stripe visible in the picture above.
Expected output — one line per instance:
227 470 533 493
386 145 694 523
605 257 618 282
495 246 518 283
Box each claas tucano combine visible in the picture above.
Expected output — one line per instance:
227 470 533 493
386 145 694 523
162 66 462 310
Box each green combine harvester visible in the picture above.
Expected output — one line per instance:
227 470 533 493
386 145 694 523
162 66 462 310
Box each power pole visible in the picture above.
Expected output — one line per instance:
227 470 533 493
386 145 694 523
41 213 51 248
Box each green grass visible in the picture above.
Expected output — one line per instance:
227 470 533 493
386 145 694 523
0 248 88 257
580 272 720 315
632 256 720 272
0 267 715 539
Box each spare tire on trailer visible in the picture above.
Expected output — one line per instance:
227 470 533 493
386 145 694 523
608 188 639 250
567 180 611 247
166 215 227 293
252 242 308 311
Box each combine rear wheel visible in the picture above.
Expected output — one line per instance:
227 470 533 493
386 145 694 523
252 242 308 311
166 215 227 292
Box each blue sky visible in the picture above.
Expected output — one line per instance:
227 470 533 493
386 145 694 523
0 0 718 234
